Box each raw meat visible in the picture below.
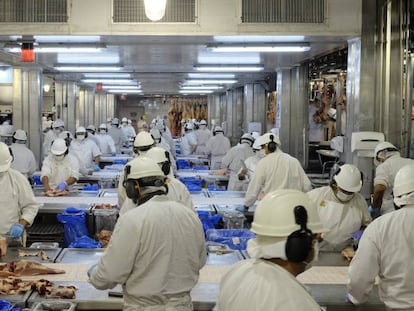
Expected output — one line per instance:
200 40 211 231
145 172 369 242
48 285 77 299
45 189 69 197
94 204 116 209
18 250 50 261
96 230 112 248
0 260 65 277
0 238 7 257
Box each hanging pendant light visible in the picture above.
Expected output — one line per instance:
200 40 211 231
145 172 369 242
144 0 167 21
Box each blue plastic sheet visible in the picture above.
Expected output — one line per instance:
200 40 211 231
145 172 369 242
0 300 20 311
82 184 99 191
68 235 102 248
57 207 89 247
176 159 190 169
206 229 255 250
197 211 222 236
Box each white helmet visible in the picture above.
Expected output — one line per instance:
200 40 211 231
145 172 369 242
240 133 254 146
76 126 86 134
146 146 169 164
0 142 12 172
214 126 224 134
251 189 326 237
257 132 281 147
0 125 13 137
200 119 207 126
50 138 68 155
134 131 155 148
126 156 165 180
58 131 73 140
52 119 64 128
150 128 162 142
86 125 96 132
13 129 27 141
333 164 362 193
99 123 107 130
250 131 260 140
111 118 120 126
121 117 128 123
184 122 194 131
374 142 398 160
394 164 414 198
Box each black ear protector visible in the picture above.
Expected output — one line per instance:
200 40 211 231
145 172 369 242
8 147 14 162
268 134 277 153
240 136 254 146
122 165 141 203
12 131 16 144
285 206 314 263
160 151 171 176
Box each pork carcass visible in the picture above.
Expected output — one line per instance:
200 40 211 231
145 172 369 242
0 260 65 277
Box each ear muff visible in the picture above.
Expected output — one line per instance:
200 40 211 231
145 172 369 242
160 151 171 175
8 147 14 162
285 206 313 263
329 166 341 188
74 132 88 139
122 165 141 202
268 134 277 153
12 131 16 144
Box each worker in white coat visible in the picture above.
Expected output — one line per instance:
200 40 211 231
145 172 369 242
40 138 80 194
70 127 101 175
237 138 265 190
215 189 326 311
221 133 255 191
149 128 177 172
95 124 116 155
85 125 100 147
244 133 312 208
307 164 371 252
89 157 206 311
155 119 176 157
180 122 198 156
120 117 136 140
43 119 64 158
371 141 414 216
0 142 40 245
108 118 128 154
347 164 414 310
195 119 212 155
10 130 37 179
205 126 231 170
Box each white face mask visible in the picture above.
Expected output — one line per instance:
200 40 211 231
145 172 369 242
99 129 106 134
336 190 355 202
76 135 85 141
54 154 65 161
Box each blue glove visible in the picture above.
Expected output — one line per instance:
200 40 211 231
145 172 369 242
352 230 363 241
9 223 25 238
111 152 116 156
368 205 380 218
87 264 97 278
57 181 67 191
345 293 355 305
94 164 101 172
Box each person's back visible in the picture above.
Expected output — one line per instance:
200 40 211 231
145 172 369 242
206 129 231 169
10 142 36 178
108 126 127 153
166 176 195 210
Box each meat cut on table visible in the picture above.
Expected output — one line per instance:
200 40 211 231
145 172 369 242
45 189 69 197
18 250 49 261
96 230 112 248
0 260 65 277
0 238 7 257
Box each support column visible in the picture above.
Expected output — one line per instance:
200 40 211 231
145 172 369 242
95 93 107 126
243 83 266 134
54 81 77 134
12 66 42 168
106 93 115 119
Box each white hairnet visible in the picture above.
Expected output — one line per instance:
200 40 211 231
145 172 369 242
246 236 287 260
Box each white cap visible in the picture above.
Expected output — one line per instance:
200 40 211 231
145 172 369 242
52 119 64 128
86 125 96 132
13 129 27 141
122 117 128 123
76 126 86 133
51 138 68 155
99 123 107 130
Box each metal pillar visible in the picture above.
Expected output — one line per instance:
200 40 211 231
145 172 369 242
243 83 266 135
54 81 77 134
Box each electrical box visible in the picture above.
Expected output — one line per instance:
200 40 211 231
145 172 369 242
351 132 385 157
247 122 262 134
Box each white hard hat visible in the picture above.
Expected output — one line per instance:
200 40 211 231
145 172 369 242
134 131 155 148
86 125 96 132
333 164 362 193
126 156 164 180
252 139 261 150
184 122 194 130
250 131 260 140
240 133 254 145
394 164 414 197
374 141 398 160
50 138 68 155
76 126 86 134
121 117 128 123
214 126 223 133
251 189 326 237
146 146 169 164
0 142 12 172
99 123 107 130
150 128 161 141
257 133 281 146
200 119 207 125
58 131 73 140
52 119 64 128
111 118 120 125
13 129 27 141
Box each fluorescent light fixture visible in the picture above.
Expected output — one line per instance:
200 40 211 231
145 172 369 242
58 53 119 64
180 86 223 90
194 65 263 72
107 89 143 94
213 36 305 42
144 0 167 21
198 51 260 64
83 73 131 78
81 79 134 84
187 73 235 79
55 66 122 72
5 47 103 53
184 79 237 84
102 85 140 89
9 35 101 43
209 45 310 53
179 90 214 94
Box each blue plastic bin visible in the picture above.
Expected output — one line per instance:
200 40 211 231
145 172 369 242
206 229 255 250
197 211 222 236
176 159 191 169
57 207 89 247
179 177 202 191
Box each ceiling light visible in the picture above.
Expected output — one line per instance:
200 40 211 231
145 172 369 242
198 51 260 64
9 35 102 43
180 86 223 90
184 79 237 84
81 79 134 84
83 73 131 78
194 65 264 72
102 85 140 89
43 84 51 92
213 36 305 42
107 89 143 94
209 45 310 53
58 53 119 64
179 90 214 94
187 73 235 79
5 47 104 53
55 66 122 72
144 0 167 21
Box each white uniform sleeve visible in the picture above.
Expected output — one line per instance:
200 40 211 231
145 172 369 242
244 161 265 207
107 136 116 154
374 164 389 187
68 155 81 180
16 173 41 225
117 171 127 207
91 141 102 158
90 214 141 289
347 225 380 304
221 149 233 169
28 152 37 176
40 157 52 179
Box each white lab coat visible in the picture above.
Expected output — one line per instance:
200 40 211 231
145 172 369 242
70 138 101 175
221 143 255 191
374 154 414 214
10 143 37 178
0 168 41 235
86 133 100 147
180 131 197 156
40 154 80 188
244 149 312 207
90 195 207 311
347 205 414 310
161 129 176 158
236 153 263 191
108 127 127 153
121 125 136 140
195 127 212 155
42 130 58 158
205 133 231 170
307 186 371 251
95 133 116 154
214 259 323 311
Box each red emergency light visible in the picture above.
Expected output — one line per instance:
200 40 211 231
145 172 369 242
21 42 34 62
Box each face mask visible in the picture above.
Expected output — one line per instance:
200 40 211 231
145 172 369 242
54 154 65 161
99 129 106 134
76 135 85 141
336 190 355 202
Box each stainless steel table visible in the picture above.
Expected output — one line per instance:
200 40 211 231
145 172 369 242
0 247 62 263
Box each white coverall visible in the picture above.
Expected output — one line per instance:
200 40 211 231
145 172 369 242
307 186 371 251
214 259 323 311
236 153 263 191
347 205 414 310
90 195 207 311
95 133 116 154
40 154 80 188
86 133 100 148
0 168 41 235
205 133 231 170
244 149 312 207
195 127 212 155
221 143 255 191
121 124 136 140
70 139 101 175
108 127 127 153
42 130 58 158
374 154 414 214
180 131 197 156
10 143 37 178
